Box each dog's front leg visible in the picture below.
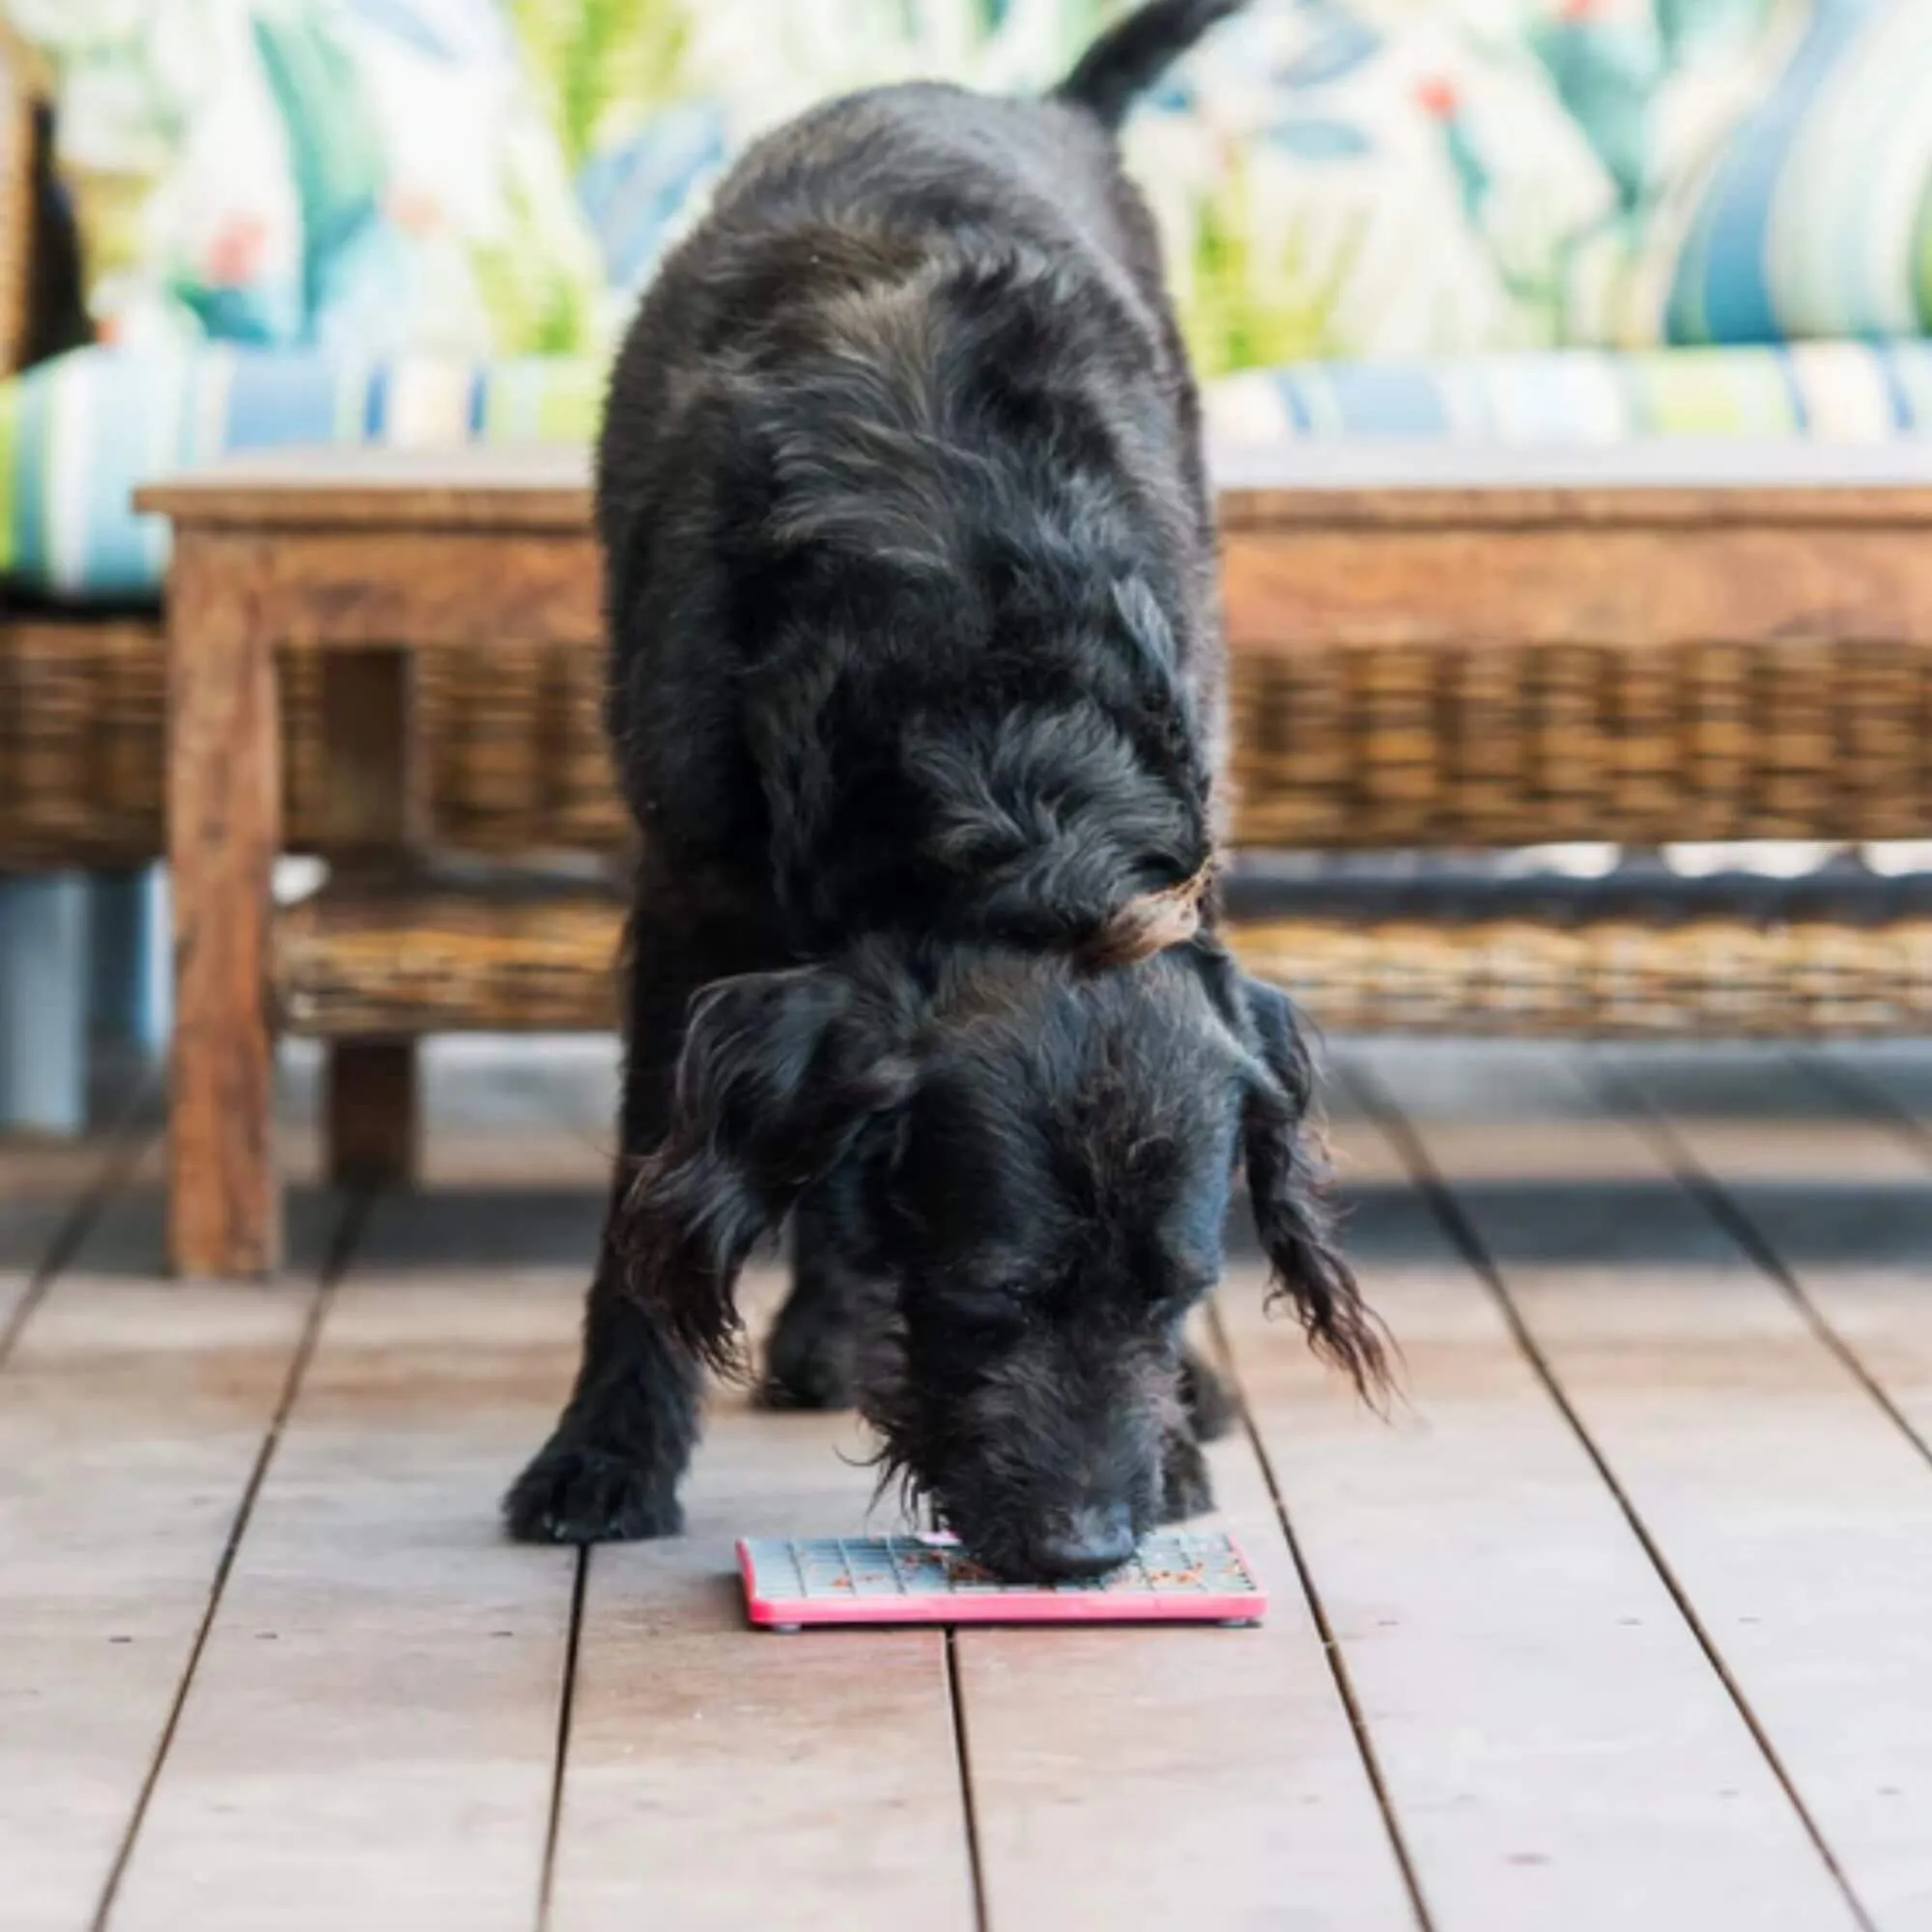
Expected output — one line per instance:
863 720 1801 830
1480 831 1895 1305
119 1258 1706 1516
1159 1426 1215 1524
1157 1343 1235 1525
505 887 768 1544
505 1208 701 1543
760 1181 868 1412
1179 1342 1234 1441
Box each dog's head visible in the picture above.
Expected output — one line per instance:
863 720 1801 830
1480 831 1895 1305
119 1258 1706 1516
618 933 1385 1578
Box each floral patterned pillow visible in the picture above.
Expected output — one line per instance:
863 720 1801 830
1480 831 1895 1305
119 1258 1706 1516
507 0 1131 355
13 0 1932 375
526 0 1932 370
517 0 1622 372
1136 0 1932 361
3 0 603 355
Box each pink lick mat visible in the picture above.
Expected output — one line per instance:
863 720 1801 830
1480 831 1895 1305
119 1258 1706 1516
737 1531 1265 1629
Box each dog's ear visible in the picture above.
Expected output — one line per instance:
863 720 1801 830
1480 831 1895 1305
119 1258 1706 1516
1236 976 1390 1402
619 966 916 1375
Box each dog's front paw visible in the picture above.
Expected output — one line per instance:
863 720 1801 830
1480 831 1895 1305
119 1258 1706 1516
504 1438 684 1544
1159 1429 1216 1523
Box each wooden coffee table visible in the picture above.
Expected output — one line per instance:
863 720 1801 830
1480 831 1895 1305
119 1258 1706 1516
141 440 1932 1277
140 451 599 1276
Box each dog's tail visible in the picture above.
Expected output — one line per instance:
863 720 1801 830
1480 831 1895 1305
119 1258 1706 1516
1055 0 1248 130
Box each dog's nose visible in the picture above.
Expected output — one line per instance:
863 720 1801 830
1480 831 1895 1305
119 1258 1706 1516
1028 1505 1137 1580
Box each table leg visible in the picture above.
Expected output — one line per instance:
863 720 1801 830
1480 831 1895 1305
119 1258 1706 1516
327 1040 419 1185
318 646 420 1188
166 532 281 1277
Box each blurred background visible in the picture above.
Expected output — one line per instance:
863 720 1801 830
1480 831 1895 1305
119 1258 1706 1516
7 8 1932 1930
8 0 1932 1133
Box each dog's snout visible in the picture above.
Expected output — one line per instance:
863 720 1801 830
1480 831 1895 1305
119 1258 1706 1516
1027 1504 1137 1580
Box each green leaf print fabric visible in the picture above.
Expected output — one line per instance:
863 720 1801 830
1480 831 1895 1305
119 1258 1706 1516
7 0 1932 369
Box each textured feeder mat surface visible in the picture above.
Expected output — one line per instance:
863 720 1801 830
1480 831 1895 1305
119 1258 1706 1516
738 1531 1265 1629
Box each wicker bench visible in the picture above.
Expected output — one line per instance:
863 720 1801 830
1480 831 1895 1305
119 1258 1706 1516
127 442 1932 1276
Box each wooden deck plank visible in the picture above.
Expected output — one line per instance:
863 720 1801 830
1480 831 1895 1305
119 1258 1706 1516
0 1185 332 1932
0 1116 156 1356
954 1380 1417 1932
1613 1047 1932 1456
548 1268 979 1932
0 1268 27 1337
1218 1103 1860 1932
1367 1046 1932 1930
104 1190 588 1932
17 1037 1932 1929
1808 1044 1932 1133
0 1158 72 1340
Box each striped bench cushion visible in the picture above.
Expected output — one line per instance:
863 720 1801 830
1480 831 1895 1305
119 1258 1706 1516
8 340 1932 602
1207 341 1932 448
0 351 604 601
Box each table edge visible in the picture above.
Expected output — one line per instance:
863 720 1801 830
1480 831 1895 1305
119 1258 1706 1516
135 438 1932 532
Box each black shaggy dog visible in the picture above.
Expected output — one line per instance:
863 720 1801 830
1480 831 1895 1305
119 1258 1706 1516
507 0 1388 1579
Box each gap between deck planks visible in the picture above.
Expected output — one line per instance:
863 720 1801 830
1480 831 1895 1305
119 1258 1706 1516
1353 1041 1932 1932
0 1141 107 1356
1614 1049 1932 1465
1599 1048 1932 1924
1220 1074 1858 1932
0 1080 156 1368
0 1168 343 1932
99 1190 597 1932
0 1057 497 1932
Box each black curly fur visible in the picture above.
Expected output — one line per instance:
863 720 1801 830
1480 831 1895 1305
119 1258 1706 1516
505 0 1383 1577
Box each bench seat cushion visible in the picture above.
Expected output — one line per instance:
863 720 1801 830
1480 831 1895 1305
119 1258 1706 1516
1208 341 1932 447
0 348 603 599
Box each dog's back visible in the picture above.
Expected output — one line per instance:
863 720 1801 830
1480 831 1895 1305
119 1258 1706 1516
599 2 1239 955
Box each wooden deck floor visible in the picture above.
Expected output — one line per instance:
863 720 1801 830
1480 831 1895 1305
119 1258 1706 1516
4 1040 1931 1932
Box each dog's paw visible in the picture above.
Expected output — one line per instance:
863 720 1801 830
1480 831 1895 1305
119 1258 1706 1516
1159 1429 1216 1523
1179 1348 1236 1442
503 1439 684 1544
758 1314 858 1412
